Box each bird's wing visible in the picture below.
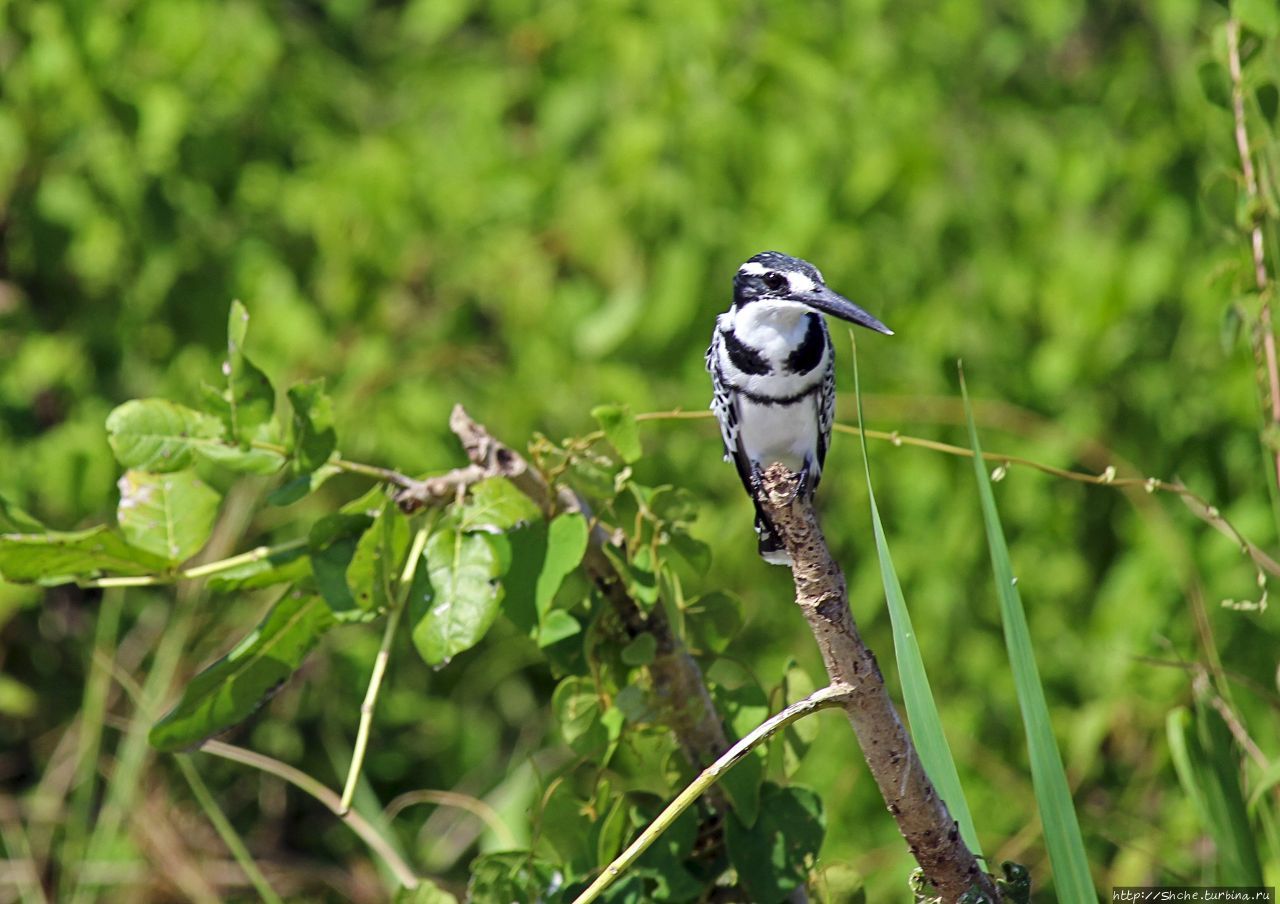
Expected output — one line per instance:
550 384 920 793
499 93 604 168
814 324 836 489
708 329 755 494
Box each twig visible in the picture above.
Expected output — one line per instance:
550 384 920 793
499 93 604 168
383 789 518 848
759 464 997 903
339 526 430 813
571 685 853 904
198 740 421 890
174 754 284 904
625 409 1280 582
81 539 309 589
1227 19 1280 490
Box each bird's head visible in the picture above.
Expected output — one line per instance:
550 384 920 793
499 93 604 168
733 251 893 335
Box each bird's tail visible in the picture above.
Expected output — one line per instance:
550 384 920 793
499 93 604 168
753 502 791 566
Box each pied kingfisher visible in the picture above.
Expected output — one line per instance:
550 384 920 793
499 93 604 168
707 251 893 565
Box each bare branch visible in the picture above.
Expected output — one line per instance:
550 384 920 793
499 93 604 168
759 463 997 903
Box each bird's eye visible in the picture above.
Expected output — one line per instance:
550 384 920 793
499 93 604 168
763 272 788 292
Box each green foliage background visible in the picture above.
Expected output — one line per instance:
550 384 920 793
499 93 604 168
2 0 1279 899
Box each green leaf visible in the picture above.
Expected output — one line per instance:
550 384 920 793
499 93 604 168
962 371 1096 903
0 494 44 532
726 783 824 904
286 379 337 475
394 883 458 904
466 852 562 904
0 526 170 585
719 743 764 828
620 632 657 666
628 799 701 901
552 675 611 759
116 469 221 564
852 346 981 856
195 442 287 475
1235 0 1279 38
149 587 334 751
686 591 743 655
346 500 409 613
203 300 276 443
106 398 283 475
267 464 341 506
106 399 227 472
308 513 375 621
778 662 817 778
459 476 542 532
538 513 589 616
592 403 643 463
537 609 582 647
409 529 506 667
206 545 310 593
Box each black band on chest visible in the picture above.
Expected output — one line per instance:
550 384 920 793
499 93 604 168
721 329 771 375
785 314 825 375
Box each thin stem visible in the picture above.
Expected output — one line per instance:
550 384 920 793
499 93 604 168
0 798 49 904
383 789 518 848
571 686 852 904
339 526 430 813
174 754 284 904
1226 19 1280 492
62 589 122 885
627 409 1280 581
251 441 415 489
82 539 308 589
199 740 420 890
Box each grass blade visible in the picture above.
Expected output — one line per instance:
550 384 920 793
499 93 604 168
960 368 1097 903
850 337 982 858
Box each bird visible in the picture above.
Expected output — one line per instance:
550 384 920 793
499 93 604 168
706 251 893 565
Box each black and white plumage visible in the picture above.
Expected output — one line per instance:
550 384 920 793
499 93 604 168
707 251 893 565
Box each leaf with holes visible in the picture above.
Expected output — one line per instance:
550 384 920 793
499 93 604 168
116 469 221 564
410 529 506 667
0 526 171 585
149 586 335 751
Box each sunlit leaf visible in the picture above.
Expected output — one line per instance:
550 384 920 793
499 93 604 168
537 609 581 647
552 675 610 758
538 513 589 616
106 399 227 472
149 586 334 751
410 529 506 667
116 469 221 564
592 403 642 463
0 526 170 585
459 476 542 532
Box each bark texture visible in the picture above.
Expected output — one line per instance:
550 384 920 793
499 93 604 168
760 463 998 903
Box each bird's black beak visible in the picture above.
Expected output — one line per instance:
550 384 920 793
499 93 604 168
797 286 894 335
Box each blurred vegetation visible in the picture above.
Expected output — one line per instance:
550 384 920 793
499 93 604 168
2 0 1280 900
